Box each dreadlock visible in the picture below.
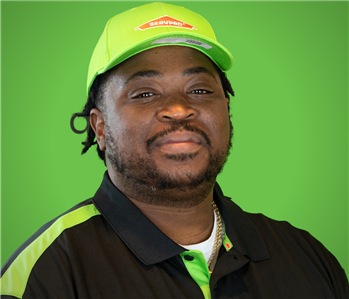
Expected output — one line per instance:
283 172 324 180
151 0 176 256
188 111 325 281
72 65 235 165
71 70 112 165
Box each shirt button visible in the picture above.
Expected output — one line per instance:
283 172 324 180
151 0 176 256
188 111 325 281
184 255 194 261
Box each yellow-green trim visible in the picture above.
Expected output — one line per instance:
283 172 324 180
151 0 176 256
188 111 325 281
223 233 233 251
200 284 211 299
1 204 101 298
179 232 233 299
180 250 211 299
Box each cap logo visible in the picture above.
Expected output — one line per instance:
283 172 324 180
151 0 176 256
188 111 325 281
134 15 197 31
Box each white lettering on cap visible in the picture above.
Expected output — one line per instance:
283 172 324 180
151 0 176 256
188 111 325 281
151 38 212 49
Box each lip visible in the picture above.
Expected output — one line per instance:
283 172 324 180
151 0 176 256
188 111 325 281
154 131 204 153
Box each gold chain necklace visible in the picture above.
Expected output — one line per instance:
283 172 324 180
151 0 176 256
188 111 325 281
207 201 222 274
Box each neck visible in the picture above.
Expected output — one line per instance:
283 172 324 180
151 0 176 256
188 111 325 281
127 190 215 245
107 167 217 245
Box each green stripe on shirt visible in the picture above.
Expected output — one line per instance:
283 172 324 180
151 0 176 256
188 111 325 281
1 204 101 298
180 250 211 299
179 233 233 299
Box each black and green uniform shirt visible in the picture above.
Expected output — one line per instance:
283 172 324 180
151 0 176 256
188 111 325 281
1 172 348 299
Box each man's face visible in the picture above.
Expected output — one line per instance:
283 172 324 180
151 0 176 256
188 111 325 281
99 46 232 206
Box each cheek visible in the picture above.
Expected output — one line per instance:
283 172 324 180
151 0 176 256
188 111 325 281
216 118 231 147
107 112 151 151
203 104 231 144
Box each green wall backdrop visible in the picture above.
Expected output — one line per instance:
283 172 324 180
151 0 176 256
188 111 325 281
1 1 348 276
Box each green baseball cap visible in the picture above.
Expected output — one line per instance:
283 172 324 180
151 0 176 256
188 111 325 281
87 2 234 94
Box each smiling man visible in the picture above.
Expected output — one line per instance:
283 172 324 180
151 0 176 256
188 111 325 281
1 2 348 299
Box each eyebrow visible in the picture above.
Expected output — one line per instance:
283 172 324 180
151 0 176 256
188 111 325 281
124 70 163 87
182 66 217 82
124 66 217 87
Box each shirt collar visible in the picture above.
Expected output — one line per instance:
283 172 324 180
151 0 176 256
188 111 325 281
93 171 269 265
213 183 269 262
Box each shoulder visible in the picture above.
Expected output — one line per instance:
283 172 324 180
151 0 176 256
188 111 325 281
0 198 102 299
221 196 332 255
242 210 334 262
245 211 330 254
220 196 348 296
245 211 349 296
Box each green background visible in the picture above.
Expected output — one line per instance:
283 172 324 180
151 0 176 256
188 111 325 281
1 1 348 276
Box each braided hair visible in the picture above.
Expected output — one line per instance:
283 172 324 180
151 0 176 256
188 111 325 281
72 65 235 165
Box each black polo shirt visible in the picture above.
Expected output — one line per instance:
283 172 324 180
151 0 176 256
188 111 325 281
1 171 348 299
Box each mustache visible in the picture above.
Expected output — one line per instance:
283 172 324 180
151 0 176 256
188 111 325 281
146 122 211 150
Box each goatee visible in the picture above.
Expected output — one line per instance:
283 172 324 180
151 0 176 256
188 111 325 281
105 121 233 207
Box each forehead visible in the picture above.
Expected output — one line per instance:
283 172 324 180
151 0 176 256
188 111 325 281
107 46 220 82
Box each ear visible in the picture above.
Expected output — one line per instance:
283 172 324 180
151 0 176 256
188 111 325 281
90 108 106 151
225 97 230 110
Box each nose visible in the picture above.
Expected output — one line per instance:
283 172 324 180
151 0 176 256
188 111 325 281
156 96 197 122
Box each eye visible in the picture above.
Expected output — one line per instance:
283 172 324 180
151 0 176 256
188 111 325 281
133 92 154 98
191 89 211 94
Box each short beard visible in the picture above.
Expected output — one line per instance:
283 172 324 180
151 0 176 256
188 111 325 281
106 121 233 208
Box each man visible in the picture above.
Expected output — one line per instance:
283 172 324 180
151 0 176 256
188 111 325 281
1 2 348 298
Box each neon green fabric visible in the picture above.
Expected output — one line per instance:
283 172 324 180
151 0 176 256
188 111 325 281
1 204 101 298
223 232 233 251
87 2 234 94
180 233 233 299
180 250 211 299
